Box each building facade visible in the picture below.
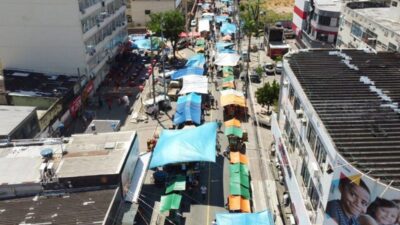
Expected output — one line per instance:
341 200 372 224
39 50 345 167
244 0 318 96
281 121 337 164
0 0 127 89
292 0 341 47
273 49 400 225
336 0 400 52
125 0 176 32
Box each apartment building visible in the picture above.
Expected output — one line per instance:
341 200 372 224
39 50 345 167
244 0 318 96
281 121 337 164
0 0 128 89
125 0 176 31
292 0 341 47
272 49 400 225
337 0 400 52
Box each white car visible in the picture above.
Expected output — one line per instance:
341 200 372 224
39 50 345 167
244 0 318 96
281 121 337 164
275 61 283 74
190 20 197 27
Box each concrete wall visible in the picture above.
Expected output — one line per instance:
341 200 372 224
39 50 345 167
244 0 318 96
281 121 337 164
126 0 175 28
0 0 87 76
9 95 58 110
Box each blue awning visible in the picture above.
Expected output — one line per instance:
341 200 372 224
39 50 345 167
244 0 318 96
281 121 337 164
149 122 218 168
216 211 274 225
185 54 206 68
221 23 237 35
174 93 202 125
171 67 204 80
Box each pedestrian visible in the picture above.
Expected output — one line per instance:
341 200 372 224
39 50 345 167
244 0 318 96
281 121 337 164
217 119 222 131
215 100 218 109
212 219 217 225
200 185 207 201
122 95 130 112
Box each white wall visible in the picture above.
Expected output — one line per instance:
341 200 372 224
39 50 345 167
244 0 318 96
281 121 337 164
0 0 87 75
127 0 175 27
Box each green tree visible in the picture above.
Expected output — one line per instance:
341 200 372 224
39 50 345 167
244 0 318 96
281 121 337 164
255 80 280 112
147 10 185 59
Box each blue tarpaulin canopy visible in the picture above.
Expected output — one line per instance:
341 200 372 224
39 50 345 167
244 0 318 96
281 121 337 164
216 42 235 51
221 23 237 35
172 67 204 80
149 123 218 168
216 210 274 225
215 16 229 23
174 93 202 125
131 38 160 50
185 54 206 68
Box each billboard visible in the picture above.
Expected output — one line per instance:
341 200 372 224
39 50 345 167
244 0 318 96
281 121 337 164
324 161 400 225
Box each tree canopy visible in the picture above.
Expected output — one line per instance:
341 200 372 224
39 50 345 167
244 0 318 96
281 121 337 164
255 80 280 111
147 10 185 58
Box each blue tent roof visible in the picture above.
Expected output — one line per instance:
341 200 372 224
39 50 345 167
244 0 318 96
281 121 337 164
174 93 202 125
149 122 218 168
216 42 235 51
131 38 160 50
221 23 237 35
216 16 229 23
216 211 274 225
185 54 206 68
172 67 204 80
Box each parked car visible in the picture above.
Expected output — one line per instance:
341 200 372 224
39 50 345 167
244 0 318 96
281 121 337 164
191 19 197 27
275 61 283 74
249 74 261 83
264 62 275 75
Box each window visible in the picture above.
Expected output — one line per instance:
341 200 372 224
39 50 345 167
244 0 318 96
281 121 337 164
308 181 320 209
301 160 311 188
350 21 363 38
362 29 378 48
388 42 397 52
307 124 317 151
318 15 331 26
293 97 301 111
314 138 327 169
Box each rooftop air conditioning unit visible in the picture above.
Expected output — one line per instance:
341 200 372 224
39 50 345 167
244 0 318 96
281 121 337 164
296 109 304 117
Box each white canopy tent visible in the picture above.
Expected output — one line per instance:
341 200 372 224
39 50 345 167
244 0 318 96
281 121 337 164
220 89 245 97
214 53 240 66
198 19 210 32
179 75 209 95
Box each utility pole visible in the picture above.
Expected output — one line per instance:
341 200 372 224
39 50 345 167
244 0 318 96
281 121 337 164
161 17 167 101
150 36 157 116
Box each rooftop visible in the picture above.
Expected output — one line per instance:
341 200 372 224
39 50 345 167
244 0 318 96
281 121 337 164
287 49 400 187
352 7 400 35
84 119 121 134
3 69 78 97
315 0 341 12
0 188 117 225
0 105 36 137
0 140 63 185
56 131 136 178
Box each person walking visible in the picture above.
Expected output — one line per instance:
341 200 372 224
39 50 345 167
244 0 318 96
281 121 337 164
212 219 217 225
200 185 207 201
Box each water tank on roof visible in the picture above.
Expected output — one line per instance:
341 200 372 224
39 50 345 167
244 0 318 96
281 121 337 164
40 148 53 158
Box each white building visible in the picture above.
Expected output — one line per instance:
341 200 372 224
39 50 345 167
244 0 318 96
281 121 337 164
337 0 400 52
126 0 176 31
0 0 128 88
292 0 341 47
273 49 400 225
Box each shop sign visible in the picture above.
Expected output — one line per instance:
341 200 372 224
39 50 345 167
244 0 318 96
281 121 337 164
69 95 82 118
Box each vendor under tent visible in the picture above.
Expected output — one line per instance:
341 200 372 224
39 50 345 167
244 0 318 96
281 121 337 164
225 126 243 138
160 193 182 213
149 122 218 168
174 93 202 125
228 195 251 213
230 152 249 164
165 175 186 194
220 89 244 97
185 54 206 68
222 81 235 89
214 53 240 66
220 94 246 107
172 67 204 80
224 118 241 127
180 75 208 95
216 210 274 225
220 22 237 35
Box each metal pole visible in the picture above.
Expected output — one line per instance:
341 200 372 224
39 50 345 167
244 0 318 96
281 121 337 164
161 17 167 101
150 36 157 115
